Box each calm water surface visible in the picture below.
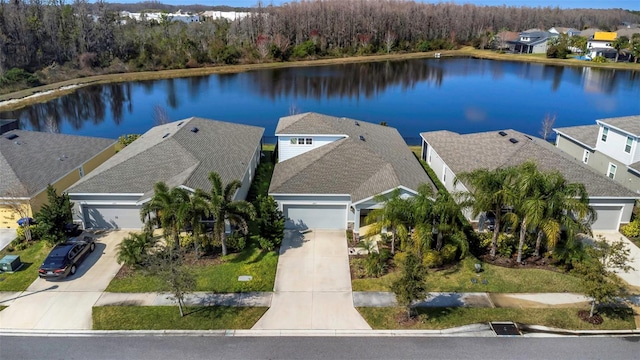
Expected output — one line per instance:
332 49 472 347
2 58 639 144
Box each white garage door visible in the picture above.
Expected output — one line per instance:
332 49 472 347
83 205 143 229
591 206 623 231
283 204 347 230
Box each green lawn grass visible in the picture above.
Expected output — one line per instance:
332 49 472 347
93 306 267 330
0 241 51 291
358 306 636 330
105 243 278 293
352 257 583 293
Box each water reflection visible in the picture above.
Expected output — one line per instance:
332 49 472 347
0 58 638 138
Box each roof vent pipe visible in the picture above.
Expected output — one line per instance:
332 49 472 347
359 135 365 141
191 127 199 133
509 138 519 144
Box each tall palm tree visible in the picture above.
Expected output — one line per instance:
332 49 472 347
140 182 191 250
612 36 629 63
364 188 413 255
510 162 546 263
455 167 516 258
431 189 461 251
206 172 255 256
533 171 595 257
178 188 210 258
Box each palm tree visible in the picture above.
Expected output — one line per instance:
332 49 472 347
533 172 594 257
431 189 461 251
206 172 255 256
510 162 546 263
612 36 629 63
364 188 413 255
140 182 191 250
179 188 210 258
455 167 516 258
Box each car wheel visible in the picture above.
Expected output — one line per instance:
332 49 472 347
70 264 76 275
90 243 95 252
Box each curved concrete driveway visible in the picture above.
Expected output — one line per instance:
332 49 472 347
0 231 126 330
253 230 371 330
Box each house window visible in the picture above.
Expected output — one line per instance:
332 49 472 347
607 163 617 179
305 138 312 145
290 138 297 145
625 136 633 153
78 166 85 177
582 150 589 164
442 167 447 183
298 138 305 145
601 127 608 142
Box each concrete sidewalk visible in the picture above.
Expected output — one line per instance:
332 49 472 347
93 291 272 307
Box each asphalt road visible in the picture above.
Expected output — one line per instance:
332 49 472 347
1 335 639 360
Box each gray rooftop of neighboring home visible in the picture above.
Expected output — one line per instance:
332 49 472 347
553 124 599 149
0 130 116 198
597 115 640 137
67 117 264 198
420 129 637 198
270 113 435 202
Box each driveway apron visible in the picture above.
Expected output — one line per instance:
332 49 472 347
0 231 126 330
253 230 371 330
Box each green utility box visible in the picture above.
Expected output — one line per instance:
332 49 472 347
0 255 23 272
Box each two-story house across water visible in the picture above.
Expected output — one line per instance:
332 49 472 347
554 115 640 195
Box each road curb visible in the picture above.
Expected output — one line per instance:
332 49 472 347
1 323 638 337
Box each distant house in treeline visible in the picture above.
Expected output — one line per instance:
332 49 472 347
508 30 557 54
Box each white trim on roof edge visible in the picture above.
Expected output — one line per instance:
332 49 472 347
68 193 145 196
627 166 640 176
587 196 638 200
275 133 349 138
269 193 351 197
351 186 419 206
553 129 596 151
596 120 639 138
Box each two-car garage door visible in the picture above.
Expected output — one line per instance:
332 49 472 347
283 204 347 230
83 205 143 230
591 206 623 231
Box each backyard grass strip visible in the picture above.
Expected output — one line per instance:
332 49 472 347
357 306 636 330
92 306 267 330
0 241 51 291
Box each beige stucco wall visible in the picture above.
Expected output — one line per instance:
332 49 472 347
0 143 117 228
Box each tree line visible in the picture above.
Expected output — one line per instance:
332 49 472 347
1 0 639 93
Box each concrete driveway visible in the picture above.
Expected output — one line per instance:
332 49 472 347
0 230 126 330
252 229 371 330
594 231 640 290
0 228 16 251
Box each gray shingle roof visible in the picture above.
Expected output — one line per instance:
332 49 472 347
553 124 599 149
0 130 116 197
597 115 640 137
67 118 264 196
420 129 637 198
270 113 435 202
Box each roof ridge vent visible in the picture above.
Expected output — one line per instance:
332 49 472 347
162 133 170 138
498 131 508 136
509 138 519 144
177 121 184 126
191 127 199 133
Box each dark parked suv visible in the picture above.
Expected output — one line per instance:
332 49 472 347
38 234 96 279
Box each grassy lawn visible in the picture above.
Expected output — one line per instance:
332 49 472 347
0 241 51 291
352 257 583 293
93 306 267 330
106 242 278 293
358 306 636 330
0 306 6 311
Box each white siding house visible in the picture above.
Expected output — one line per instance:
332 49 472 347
270 113 436 235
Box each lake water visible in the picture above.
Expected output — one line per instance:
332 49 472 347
2 58 639 144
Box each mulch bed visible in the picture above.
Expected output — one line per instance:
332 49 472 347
577 310 604 325
478 253 565 273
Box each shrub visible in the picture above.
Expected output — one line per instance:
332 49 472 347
393 251 408 268
116 232 157 268
441 244 458 264
364 251 388 277
620 220 640 239
117 134 141 147
15 225 38 241
592 55 607 63
291 40 317 59
227 232 247 251
497 233 517 258
423 250 443 268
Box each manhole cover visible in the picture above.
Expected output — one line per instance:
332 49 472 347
490 322 521 336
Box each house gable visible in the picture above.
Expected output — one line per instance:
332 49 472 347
277 135 345 162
